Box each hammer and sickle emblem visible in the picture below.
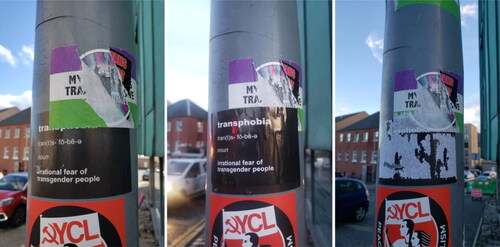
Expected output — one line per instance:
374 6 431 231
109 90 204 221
224 217 241 235
41 223 59 245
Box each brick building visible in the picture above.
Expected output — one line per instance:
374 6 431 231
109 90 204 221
167 99 208 154
0 107 31 173
335 112 379 183
0 107 20 121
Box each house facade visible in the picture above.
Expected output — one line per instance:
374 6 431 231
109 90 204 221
167 99 208 154
335 112 379 183
0 108 31 173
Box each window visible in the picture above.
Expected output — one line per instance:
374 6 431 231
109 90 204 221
345 151 349 161
25 127 30 138
23 147 29 160
0 129 2 138
14 128 20 138
465 150 469 157
5 128 10 139
373 131 379 142
337 151 342 161
464 134 469 142
464 159 469 165
363 132 369 142
361 150 367 163
352 150 358 162
176 120 183 132
464 127 469 133
354 132 359 142
12 147 18 159
371 151 378 164
339 133 344 142
197 121 203 133
167 122 171 132
347 133 351 142
3 147 8 159
186 163 201 178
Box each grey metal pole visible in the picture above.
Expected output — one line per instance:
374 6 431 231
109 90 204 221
207 0 306 246
376 1 464 246
28 1 138 246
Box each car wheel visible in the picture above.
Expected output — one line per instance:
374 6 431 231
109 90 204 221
353 206 367 222
10 206 26 227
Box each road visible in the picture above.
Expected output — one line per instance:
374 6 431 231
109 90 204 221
166 194 206 246
335 185 486 246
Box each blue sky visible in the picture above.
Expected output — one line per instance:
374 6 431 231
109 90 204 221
336 0 481 130
0 1 36 110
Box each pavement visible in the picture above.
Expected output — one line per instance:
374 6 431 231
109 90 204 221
473 196 500 247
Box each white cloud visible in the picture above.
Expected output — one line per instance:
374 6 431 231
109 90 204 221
365 34 384 63
0 91 32 110
464 93 481 132
460 3 478 27
19 45 34 66
0 44 17 67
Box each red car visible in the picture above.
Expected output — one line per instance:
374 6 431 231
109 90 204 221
0 173 27 227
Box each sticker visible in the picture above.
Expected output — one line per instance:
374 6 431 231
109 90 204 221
211 107 300 194
28 198 125 247
49 45 137 129
393 70 463 133
375 187 451 247
31 112 132 199
228 58 303 110
379 120 457 186
393 0 460 19
210 193 297 247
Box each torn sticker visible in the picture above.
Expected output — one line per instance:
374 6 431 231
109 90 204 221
393 70 463 134
379 120 457 186
49 45 137 129
228 58 303 110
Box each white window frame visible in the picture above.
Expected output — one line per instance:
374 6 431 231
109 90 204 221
337 151 342 161
371 151 378 164
3 147 9 159
197 121 203 133
354 132 359 143
14 128 20 139
363 132 369 142
347 133 351 142
345 151 349 161
352 150 358 162
25 127 30 138
167 122 171 132
339 133 344 143
12 147 18 159
361 150 367 163
176 120 183 132
373 131 379 142
5 128 10 139
23 147 29 161
0 129 2 138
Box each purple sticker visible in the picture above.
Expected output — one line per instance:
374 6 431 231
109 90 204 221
394 70 417 92
441 70 463 95
50 45 82 74
228 58 257 84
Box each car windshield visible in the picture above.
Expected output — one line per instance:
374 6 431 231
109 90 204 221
167 161 191 175
0 175 27 191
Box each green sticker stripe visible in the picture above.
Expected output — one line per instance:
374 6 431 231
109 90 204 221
128 102 138 128
298 108 304 131
396 0 460 19
454 112 464 133
49 99 106 129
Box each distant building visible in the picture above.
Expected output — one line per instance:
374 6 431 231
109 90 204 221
0 108 31 173
464 123 480 169
167 99 208 154
335 111 368 131
335 112 379 183
0 107 20 122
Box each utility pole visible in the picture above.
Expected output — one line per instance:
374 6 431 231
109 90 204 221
207 1 306 246
375 1 464 246
28 1 138 246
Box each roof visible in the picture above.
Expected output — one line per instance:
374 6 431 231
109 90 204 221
167 99 207 120
339 111 380 131
0 107 30 126
0 107 18 114
335 111 366 123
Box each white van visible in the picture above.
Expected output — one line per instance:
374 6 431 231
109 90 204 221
167 158 207 202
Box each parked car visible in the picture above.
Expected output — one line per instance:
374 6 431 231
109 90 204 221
0 173 27 227
336 178 369 222
142 169 150 181
477 171 497 180
167 158 207 204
